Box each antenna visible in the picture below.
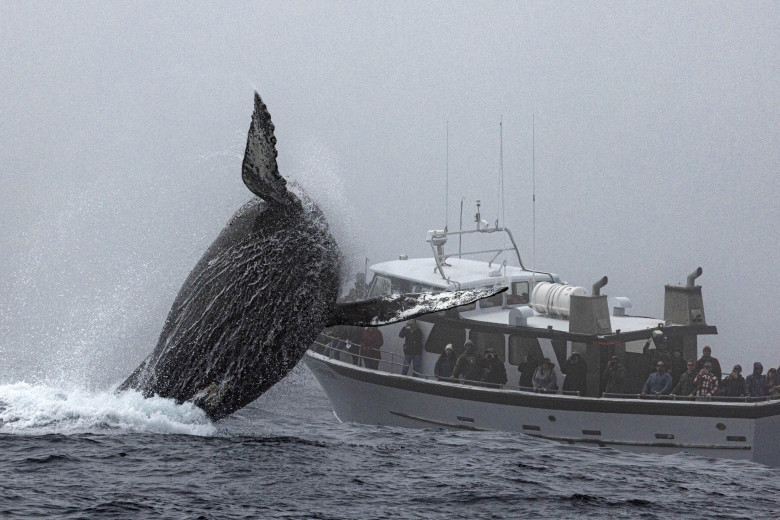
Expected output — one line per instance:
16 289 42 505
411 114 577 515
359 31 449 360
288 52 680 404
459 197 464 258
500 116 507 275
445 120 449 231
532 115 537 285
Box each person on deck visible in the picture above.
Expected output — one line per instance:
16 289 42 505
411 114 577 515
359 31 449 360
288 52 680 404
642 361 673 396
745 362 768 397
670 360 698 397
692 362 719 397
695 346 722 380
770 366 780 396
517 354 536 389
399 319 423 376
532 358 557 392
602 355 626 395
480 348 507 387
765 368 777 395
453 340 481 383
434 344 457 381
360 326 383 370
718 365 745 397
562 352 588 395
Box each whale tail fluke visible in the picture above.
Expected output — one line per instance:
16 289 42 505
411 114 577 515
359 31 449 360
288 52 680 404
327 286 508 327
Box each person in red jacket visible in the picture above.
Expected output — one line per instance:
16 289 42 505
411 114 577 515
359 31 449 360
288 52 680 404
360 327 384 370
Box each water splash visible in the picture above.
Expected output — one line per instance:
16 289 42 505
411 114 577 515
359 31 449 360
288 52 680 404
0 382 214 436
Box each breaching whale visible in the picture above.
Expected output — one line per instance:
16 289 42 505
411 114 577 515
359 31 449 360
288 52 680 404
118 93 505 421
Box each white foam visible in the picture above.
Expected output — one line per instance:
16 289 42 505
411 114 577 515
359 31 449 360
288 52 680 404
0 382 215 436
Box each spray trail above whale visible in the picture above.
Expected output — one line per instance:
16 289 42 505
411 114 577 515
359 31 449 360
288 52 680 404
118 92 505 421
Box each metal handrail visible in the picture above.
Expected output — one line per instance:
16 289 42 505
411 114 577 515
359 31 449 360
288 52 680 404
310 334 579 395
602 392 780 403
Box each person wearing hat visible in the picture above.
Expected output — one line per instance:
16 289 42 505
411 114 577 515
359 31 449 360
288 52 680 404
532 358 557 392
695 346 722 380
480 347 507 387
434 343 458 381
562 351 588 395
718 364 745 397
670 359 698 397
692 361 719 397
453 340 481 383
399 319 423 376
745 362 768 397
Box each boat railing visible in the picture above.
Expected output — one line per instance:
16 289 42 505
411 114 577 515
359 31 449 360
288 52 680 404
310 333 580 396
603 393 780 403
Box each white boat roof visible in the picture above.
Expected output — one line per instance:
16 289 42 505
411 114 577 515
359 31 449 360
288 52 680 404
460 307 663 335
370 257 548 290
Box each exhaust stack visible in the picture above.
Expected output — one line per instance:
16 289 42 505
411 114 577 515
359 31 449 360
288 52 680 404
665 267 706 325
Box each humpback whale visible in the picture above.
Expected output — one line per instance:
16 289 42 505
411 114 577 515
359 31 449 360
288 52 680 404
119 93 505 421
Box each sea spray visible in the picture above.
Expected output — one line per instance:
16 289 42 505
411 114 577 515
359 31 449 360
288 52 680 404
0 382 214 436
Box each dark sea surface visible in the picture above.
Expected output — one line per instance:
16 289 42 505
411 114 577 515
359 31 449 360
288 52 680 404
1 365 778 520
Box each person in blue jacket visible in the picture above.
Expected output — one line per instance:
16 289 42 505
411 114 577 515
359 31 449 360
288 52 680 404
642 361 672 396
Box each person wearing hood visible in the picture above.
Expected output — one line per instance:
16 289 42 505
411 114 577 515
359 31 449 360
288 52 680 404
745 362 768 397
562 351 588 395
532 358 557 392
718 364 745 397
480 348 507 387
453 340 482 383
695 346 722 380
434 344 457 381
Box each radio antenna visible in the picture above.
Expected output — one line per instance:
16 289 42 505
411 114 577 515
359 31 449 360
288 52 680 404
532 115 537 284
445 120 449 231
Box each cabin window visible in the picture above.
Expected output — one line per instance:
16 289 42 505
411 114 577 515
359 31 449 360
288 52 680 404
411 282 437 293
389 277 412 294
506 281 530 305
470 330 505 362
368 275 392 297
479 291 504 309
425 323 467 355
508 336 542 365
457 301 477 312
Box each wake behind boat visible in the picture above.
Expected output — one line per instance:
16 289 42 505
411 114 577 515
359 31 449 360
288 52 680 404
305 218 780 466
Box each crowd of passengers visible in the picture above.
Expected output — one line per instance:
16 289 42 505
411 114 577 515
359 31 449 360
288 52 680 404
322 324 780 398
636 345 780 399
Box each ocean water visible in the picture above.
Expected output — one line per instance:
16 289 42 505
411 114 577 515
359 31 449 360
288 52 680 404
1 366 778 520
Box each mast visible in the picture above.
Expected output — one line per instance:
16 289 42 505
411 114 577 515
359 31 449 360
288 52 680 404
532 115 537 285
445 120 449 231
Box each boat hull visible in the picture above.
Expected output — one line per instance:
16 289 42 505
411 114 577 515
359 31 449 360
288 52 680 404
305 351 780 466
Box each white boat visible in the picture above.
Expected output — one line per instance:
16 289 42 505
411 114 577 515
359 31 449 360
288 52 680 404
304 222 780 466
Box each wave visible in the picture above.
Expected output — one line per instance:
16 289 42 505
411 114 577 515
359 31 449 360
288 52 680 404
0 382 215 436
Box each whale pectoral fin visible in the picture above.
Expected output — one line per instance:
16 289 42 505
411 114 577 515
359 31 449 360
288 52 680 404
327 286 508 327
242 91 300 207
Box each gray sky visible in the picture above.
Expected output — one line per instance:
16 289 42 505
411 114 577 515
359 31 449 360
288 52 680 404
1 1 777 385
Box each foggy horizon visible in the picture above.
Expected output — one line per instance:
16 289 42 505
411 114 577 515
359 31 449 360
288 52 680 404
1 2 777 384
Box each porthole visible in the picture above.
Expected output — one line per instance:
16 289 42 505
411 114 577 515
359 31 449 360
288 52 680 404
548 415 556 422
716 423 726 431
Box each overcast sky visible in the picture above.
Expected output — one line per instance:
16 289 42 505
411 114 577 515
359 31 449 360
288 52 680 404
1 1 777 385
